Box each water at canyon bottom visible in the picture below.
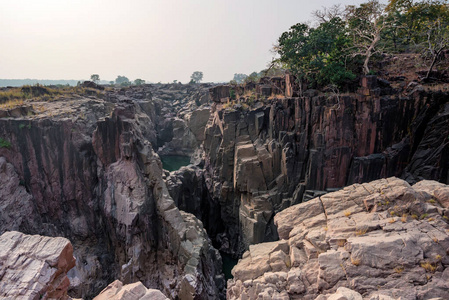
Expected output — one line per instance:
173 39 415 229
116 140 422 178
160 155 191 172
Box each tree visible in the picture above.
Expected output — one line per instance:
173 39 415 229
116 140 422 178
233 73 248 84
90 74 100 83
345 0 388 74
134 78 145 86
244 72 261 83
312 4 344 23
190 71 203 83
422 17 449 78
115 75 130 86
275 17 356 88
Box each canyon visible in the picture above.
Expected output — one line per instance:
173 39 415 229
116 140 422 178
0 76 448 299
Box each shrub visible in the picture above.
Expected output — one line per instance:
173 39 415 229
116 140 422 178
0 138 11 149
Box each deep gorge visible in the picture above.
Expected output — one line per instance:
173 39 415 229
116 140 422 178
0 77 448 299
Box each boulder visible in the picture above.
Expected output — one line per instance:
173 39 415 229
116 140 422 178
93 280 168 300
0 231 76 300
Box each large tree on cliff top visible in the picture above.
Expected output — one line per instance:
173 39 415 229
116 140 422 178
345 0 388 75
275 17 356 88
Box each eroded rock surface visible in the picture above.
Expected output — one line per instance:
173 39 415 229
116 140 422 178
0 231 76 300
0 85 223 299
93 280 168 300
228 177 449 300
202 86 449 255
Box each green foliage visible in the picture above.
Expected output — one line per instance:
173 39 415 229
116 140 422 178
0 138 11 149
275 0 449 88
244 72 261 83
229 88 236 100
233 73 248 83
90 74 100 83
115 75 130 86
276 17 356 88
134 78 145 86
190 71 203 83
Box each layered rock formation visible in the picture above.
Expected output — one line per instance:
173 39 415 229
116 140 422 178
0 231 76 299
0 85 223 299
201 80 449 255
227 177 449 299
1 78 448 299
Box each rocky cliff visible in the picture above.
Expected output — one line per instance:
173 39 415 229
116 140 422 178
0 84 224 299
199 80 449 255
227 177 449 299
0 79 448 299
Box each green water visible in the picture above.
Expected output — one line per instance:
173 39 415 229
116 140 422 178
160 155 191 172
221 252 238 280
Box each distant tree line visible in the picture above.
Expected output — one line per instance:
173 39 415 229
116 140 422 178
89 75 147 86
273 0 449 89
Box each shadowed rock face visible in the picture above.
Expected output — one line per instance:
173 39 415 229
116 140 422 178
0 231 76 300
0 85 223 299
227 177 449 300
201 89 449 255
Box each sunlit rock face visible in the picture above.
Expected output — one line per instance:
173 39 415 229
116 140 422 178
93 280 168 300
0 231 76 300
0 84 224 299
227 177 449 300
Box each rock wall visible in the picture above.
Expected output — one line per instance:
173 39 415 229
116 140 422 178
0 86 223 299
227 177 449 299
202 87 449 255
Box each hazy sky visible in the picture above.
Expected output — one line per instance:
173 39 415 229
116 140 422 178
1 0 372 83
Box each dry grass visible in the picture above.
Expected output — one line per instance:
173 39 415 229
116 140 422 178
337 239 346 247
394 266 404 274
388 218 397 224
355 227 368 236
344 210 352 217
420 261 437 273
268 93 286 100
401 214 408 223
0 85 104 111
0 99 24 110
350 256 361 266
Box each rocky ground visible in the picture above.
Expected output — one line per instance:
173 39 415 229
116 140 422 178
228 177 449 299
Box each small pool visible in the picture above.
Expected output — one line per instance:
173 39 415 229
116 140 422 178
221 252 238 281
160 155 191 172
